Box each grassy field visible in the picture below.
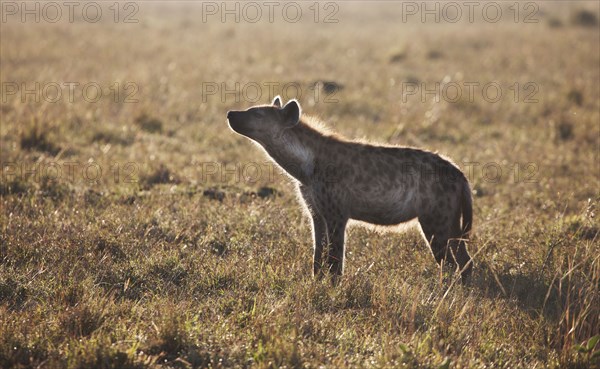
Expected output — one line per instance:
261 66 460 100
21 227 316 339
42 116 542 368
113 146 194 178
1 1 599 368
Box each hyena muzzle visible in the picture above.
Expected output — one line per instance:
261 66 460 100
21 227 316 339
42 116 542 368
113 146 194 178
227 97 473 283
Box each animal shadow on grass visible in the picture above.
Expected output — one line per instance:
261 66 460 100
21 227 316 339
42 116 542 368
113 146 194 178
474 262 561 321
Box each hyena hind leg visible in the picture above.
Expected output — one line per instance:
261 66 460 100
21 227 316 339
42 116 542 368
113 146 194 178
419 218 472 282
444 234 473 283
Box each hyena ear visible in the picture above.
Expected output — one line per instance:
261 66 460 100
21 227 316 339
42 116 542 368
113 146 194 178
272 96 282 108
282 99 301 126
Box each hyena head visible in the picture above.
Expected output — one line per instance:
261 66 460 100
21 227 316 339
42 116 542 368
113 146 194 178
226 96 301 146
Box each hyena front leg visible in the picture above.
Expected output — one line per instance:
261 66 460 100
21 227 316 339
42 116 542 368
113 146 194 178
311 214 328 277
324 218 348 280
299 185 329 277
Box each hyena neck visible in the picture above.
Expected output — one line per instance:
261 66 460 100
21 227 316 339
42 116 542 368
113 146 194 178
263 118 332 184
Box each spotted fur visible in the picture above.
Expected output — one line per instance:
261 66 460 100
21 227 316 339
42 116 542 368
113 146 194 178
227 97 473 283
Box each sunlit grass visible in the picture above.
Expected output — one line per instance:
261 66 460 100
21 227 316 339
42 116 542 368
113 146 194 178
1 2 599 368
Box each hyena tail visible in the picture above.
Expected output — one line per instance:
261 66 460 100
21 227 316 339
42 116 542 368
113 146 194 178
461 180 473 237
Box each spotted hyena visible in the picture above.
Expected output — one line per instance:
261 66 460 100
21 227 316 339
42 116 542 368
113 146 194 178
227 96 473 282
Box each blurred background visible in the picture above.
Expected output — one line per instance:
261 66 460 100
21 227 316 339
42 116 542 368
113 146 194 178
1 1 598 194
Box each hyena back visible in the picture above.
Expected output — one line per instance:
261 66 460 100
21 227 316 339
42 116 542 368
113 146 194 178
227 97 473 282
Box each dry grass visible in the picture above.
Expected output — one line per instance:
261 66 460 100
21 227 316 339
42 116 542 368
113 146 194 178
1 2 599 368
